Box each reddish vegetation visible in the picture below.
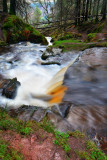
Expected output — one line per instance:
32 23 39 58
0 130 91 160
1 130 66 160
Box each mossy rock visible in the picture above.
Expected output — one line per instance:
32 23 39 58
2 15 48 45
0 41 6 46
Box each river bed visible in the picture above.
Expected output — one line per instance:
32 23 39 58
0 39 107 140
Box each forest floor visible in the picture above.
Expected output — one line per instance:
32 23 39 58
41 19 107 52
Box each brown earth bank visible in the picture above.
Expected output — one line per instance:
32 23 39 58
0 130 66 160
0 130 90 160
41 19 107 43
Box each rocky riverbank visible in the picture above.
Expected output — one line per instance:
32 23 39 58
0 34 107 159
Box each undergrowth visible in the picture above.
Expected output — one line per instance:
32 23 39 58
0 139 23 160
75 140 107 160
0 109 32 135
0 110 106 160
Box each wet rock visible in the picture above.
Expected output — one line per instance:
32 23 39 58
46 112 73 132
2 78 21 99
31 107 47 122
0 78 10 94
51 102 72 118
58 102 72 118
64 61 107 106
81 48 107 66
41 52 54 60
41 61 61 66
9 105 47 122
66 105 107 135
13 105 38 121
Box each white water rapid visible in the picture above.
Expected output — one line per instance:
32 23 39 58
0 38 79 109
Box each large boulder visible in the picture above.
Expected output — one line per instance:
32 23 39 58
0 15 48 45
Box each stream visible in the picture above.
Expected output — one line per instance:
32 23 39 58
0 38 107 140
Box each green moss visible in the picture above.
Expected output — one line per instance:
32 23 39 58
75 140 107 160
54 131 71 153
0 109 32 135
87 33 97 42
2 15 48 45
0 109 106 160
0 139 23 160
68 130 84 138
96 41 107 47
53 39 82 46
52 38 107 52
0 41 6 46
58 34 73 40
52 39 87 51
92 22 105 33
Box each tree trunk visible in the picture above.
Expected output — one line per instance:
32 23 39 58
82 0 86 21
89 0 92 16
102 0 107 20
85 0 89 21
78 0 81 24
75 0 78 25
3 0 8 13
92 0 97 17
96 0 100 22
10 0 16 15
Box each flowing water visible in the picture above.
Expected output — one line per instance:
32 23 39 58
0 39 79 108
0 39 107 137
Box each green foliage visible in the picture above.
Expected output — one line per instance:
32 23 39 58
87 33 97 42
40 117 55 134
0 109 32 135
96 42 107 47
54 131 71 153
0 139 23 160
75 140 107 160
39 118 71 153
69 130 84 138
92 22 105 33
58 34 73 40
58 33 82 41
53 39 82 46
0 41 6 46
34 6 42 23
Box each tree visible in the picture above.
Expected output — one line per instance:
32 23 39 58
96 0 100 21
89 0 92 15
75 0 81 25
78 0 81 24
85 0 89 21
82 0 86 21
34 6 42 23
16 0 31 23
10 0 16 15
102 0 107 20
3 0 8 13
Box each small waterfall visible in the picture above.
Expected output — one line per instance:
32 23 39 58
0 41 78 108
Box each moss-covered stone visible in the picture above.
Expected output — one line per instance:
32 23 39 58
1 15 48 45
0 41 6 46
